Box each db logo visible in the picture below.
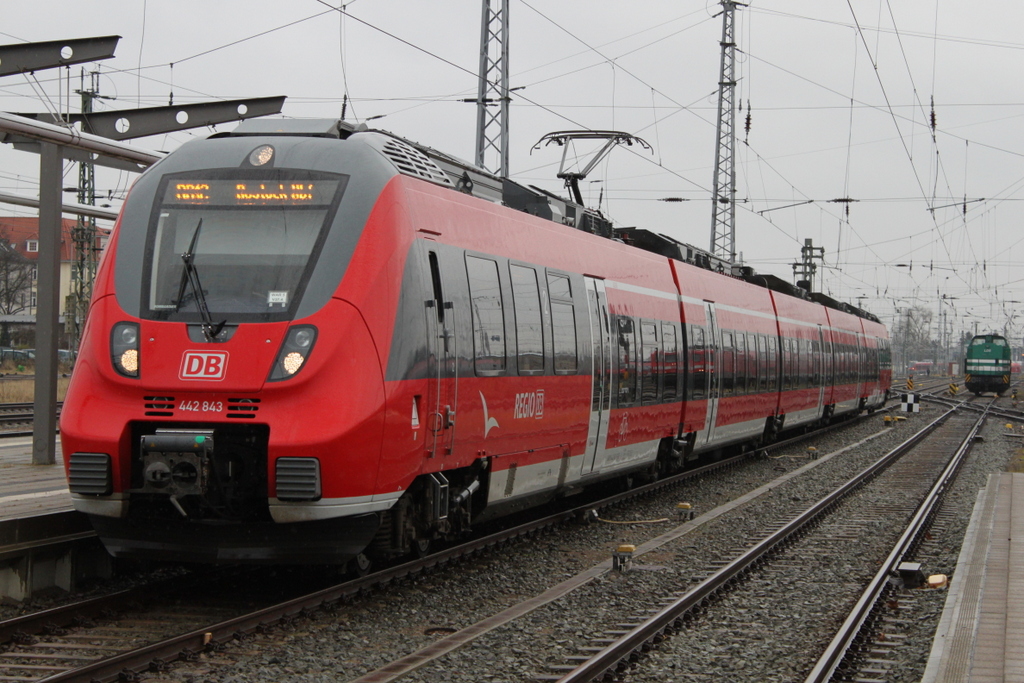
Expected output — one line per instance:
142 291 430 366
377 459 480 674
179 351 229 381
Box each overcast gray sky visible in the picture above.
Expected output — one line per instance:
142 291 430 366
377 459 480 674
3 1 1023 344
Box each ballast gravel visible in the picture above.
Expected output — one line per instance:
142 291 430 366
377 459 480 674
13 399 1018 683
157 400 1021 683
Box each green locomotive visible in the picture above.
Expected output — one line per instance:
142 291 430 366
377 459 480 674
964 333 1013 395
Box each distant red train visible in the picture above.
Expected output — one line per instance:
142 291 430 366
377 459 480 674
60 119 891 566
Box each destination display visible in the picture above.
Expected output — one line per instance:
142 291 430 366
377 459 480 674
163 178 339 206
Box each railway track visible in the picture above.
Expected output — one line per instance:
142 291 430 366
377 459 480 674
0 410 891 682
805 403 988 681
0 402 61 434
0 392 1013 682
0 445 757 682
547 400 989 682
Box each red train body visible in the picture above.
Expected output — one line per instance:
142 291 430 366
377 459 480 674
60 120 891 564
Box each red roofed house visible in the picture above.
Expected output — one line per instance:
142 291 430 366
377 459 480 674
0 216 76 347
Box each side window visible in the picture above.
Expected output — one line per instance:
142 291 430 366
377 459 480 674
757 334 768 391
466 255 506 374
812 339 821 386
745 333 757 392
784 337 794 390
803 338 811 388
802 338 810 388
690 325 707 401
548 273 578 374
721 332 734 395
735 333 746 394
663 324 678 402
616 317 637 406
510 264 544 374
641 322 659 405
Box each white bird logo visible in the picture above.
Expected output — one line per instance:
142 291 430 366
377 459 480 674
480 391 500 438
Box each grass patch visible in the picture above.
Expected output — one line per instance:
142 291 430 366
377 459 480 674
0 376 71 404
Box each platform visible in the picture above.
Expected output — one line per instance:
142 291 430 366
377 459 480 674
923 472 1024 682
0 435 73 520
0 437 109 600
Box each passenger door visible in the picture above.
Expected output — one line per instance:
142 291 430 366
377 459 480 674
698 301 721 447
582 277 612 475
425 250 458 457
816 325 826 414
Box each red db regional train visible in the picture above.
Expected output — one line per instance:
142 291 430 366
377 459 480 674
61 119 891 566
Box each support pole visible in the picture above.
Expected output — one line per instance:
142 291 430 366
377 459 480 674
474 0 510 176
709 1 744 263
33 142 62 466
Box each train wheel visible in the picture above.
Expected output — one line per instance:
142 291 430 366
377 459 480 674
412 537 432 558
350 552 373 577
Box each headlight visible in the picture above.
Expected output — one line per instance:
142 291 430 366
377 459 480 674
111 322 140 377
268 325 317 381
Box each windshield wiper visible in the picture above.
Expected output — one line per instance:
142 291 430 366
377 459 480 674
176 218 227 341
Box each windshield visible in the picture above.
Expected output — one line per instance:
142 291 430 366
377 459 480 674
143 170 346 322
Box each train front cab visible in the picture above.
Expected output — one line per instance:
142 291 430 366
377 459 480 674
60 132 412 565
965 334 1012 395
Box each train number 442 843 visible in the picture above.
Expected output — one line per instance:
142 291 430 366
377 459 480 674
179 400 224 413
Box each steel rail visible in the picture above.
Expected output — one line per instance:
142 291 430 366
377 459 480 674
13 451 752 682
804 402 990 682
924 393 1024 424
554 405 959 683
5 409 883 681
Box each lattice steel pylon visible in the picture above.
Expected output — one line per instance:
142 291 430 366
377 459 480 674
68 70 108 352
709 1 745 263
474 0 510 177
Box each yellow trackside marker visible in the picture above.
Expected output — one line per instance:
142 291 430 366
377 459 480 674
676 502 695 521
612 544 635 571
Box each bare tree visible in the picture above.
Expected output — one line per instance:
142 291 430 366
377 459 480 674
892 304 937 370
0 235 34 347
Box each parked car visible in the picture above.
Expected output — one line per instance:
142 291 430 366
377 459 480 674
0 349 32 365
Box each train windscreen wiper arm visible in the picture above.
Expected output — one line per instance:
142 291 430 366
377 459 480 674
176 218 227 341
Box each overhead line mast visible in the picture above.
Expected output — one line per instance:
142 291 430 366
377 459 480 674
474 0 510 177
69 69 112 353
709 0 745 264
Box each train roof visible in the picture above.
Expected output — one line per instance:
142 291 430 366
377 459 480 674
218 117 881 325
